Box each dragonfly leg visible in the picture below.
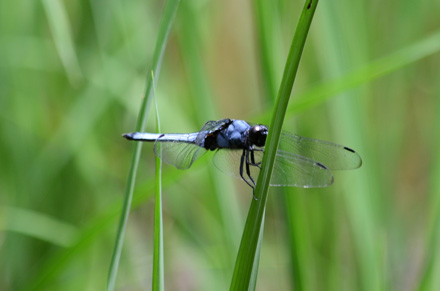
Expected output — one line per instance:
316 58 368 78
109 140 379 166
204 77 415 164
249 150 261 168
245 150 256 186
246 150 259 201
239 149 256 194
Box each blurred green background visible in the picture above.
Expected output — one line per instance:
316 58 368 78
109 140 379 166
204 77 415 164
1 0 440 290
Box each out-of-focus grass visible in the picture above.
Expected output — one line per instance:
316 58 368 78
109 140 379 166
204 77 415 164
1 0 440 290
107 0 180 289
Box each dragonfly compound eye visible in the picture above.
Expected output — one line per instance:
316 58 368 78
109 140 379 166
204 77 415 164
249 125 268 147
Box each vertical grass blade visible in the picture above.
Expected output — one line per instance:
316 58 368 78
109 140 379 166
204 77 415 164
316 2 384 289
230 1 319 289
152 83 164 290
107 1 180 290
418 84 440 291
253 0 280 101
178 0 243 273
152 145 164 291
23 177 160 290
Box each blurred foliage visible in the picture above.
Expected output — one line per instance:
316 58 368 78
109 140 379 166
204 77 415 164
1 0 439 290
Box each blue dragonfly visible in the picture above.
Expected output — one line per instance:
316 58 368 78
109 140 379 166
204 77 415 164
123 118 362 194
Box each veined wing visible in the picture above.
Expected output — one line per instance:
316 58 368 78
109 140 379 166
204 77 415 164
270 150 333 187
154 133 206 170
195 119 231 145
212 149 261 180
212 148 334 187
278 131 362 170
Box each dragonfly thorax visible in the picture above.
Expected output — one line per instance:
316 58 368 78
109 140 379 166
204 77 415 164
213 120 250 149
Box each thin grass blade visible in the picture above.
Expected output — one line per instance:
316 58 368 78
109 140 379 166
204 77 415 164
230 1 319 289
152 72 164 291
253 0 281 102
178 0 242 267
417 84 440 291
107 1 181 290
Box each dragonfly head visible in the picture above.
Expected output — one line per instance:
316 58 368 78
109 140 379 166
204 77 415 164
248 124 268 147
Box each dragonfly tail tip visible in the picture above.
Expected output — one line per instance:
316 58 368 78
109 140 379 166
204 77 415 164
122 133 134 140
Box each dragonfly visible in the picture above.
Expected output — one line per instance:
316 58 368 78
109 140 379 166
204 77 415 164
123 118 362 196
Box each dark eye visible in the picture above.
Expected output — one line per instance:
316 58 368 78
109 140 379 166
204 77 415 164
249 125 268 147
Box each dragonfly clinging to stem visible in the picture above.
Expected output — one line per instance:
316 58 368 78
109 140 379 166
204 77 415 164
123 118 362 198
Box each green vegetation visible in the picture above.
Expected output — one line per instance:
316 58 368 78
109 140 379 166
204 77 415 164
231 1 319 289
1 0 439 290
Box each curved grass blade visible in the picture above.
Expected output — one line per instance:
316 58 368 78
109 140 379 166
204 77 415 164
230 1 319 289
288 30 440 114
107 1 181 290
2 207 77 248
254 30 440 124
42 0 83 86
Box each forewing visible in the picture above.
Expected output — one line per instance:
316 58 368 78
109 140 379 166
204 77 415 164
271 150 334 187
278 131 362 170
195 119 230 145
199 119 229 132
154 135 206 170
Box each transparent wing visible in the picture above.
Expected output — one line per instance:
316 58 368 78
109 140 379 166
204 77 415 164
212 149 261 180
278 131 362 170
195 119 230 145
152 119 230 170
199 119 230 132
212 148 334 187
270 150 334 187
154 134 206 170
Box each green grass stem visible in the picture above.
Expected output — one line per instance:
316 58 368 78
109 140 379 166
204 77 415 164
418 81 440 291
178 1 242 273
253 0 280 101
230 1 318 289
3 1 439 290
152 73 164 291
107 1 180 290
